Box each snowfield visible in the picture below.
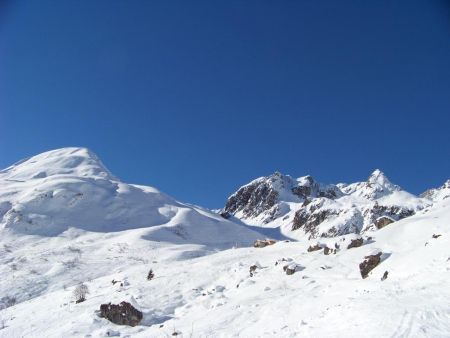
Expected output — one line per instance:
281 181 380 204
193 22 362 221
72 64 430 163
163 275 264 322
0 148 449 337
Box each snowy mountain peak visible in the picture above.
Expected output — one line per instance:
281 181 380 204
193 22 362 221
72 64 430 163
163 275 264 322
223 172 342 225
0 147 115 182
340 169 401 200
0 148 261 243
421 179 450 202
366 169 398 191
367 169 389 185
224 169 429 239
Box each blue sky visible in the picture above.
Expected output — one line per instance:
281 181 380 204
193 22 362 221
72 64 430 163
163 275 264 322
0 0 449 208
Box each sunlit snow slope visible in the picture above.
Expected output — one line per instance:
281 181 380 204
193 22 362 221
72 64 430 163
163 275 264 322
0 148 449 338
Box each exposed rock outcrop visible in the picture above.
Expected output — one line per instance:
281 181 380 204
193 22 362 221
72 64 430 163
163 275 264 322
347 238 363 249
99 302 143 326
359 252 382 279
254 239 276 248
223 169 429 240
307 243 323 252
375 216 395 229
283 263 301 275
223 172 341 225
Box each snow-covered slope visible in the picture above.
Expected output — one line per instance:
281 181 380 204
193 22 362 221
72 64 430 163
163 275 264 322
1 190 450 337
0 147 263 308
421 179 450 202
0 147 260 243
1 148 449 337
223 170 431 239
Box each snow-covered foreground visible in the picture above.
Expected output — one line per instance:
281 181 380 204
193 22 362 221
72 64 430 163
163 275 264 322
1 199 450 337
1 148 449 337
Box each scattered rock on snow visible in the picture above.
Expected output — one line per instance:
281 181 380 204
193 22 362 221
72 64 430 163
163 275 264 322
249 262 262 276
347 238 364 249
253 239 276 248
432 234 442 239
381 271 389 281
359 252 382 279
99 301 143 327
283 263 302 275
307 243 322 252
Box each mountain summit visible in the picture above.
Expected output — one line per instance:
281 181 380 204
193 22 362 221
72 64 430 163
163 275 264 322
0 147 260 244
223 170 431 239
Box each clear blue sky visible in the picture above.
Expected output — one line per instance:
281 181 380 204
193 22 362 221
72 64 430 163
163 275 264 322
0 1 449 208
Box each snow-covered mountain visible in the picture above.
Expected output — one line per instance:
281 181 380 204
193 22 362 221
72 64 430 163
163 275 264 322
0 147 262 311
222 170 433 239
0 147 260 244
421 179 450 202
1 148 449 337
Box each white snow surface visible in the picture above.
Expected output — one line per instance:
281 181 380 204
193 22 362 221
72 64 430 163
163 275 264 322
0 148 449 337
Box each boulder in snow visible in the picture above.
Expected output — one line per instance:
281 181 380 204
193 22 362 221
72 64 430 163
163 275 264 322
283 263 301 275
253 239 276 248
99 301 143 326
307 243 322 252
359 252 382 279
347 238 364 249
375 216 394 229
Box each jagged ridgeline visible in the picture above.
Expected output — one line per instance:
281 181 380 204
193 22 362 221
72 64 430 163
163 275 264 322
222 170 448 239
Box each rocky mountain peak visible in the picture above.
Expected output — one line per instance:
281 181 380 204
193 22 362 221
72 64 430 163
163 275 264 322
224 169 429 239
420 179 450 202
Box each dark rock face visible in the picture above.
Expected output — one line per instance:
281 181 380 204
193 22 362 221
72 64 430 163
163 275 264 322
359 252 382 279
347 238 364 249
223 172 342 225
364 203 414 228
219 211 231 219
225 179 279 220
223 170 422 240
375 216 394 229
292 176 341 200
100 302 143 327
292 207 337 234
307 244 322 252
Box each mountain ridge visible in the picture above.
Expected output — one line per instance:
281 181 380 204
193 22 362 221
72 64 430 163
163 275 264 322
223 169 447 240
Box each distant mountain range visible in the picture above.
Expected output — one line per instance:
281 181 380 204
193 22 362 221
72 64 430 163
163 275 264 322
222 169 449 239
